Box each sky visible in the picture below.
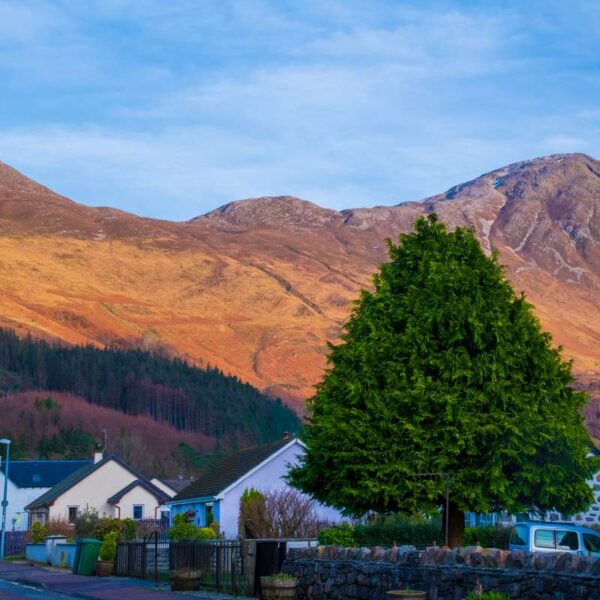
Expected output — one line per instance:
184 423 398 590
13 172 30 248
0 1 599 221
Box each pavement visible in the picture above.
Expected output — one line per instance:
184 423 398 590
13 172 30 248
0 561 251 600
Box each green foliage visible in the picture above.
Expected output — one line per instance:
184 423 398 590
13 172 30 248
99 531 118 561
289 215 598 539
93 518 124 541
0 327 300 446
466 593 508 600
30 521 47 543
355 515 443 548
168 513 219 541
463 526 511 550
74 507 101 539
121 518 137 541
318 523 356 547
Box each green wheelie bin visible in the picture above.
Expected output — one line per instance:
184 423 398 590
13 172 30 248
73 538 102 575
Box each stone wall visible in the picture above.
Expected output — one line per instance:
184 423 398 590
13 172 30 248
283 545 600 600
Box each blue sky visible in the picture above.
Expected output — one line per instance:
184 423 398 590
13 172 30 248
0 0 599 220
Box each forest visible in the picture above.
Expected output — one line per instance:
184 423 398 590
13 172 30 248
0 328 300 448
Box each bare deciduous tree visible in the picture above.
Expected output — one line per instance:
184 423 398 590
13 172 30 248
239 487 331 538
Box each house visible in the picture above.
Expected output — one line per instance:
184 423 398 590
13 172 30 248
0 460 91 531
25 453 173 525
168 436 342 539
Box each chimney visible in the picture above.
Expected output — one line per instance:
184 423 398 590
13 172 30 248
282 431 291 441
94 451 103 464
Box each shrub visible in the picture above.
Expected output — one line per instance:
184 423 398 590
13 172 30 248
30 521 48 543
168 513 219 541
98 531 118 562
74 507 101 539
46 518 73 539
463 526 511 549
93 518 123 541
239 487 329 538
121 518 137 541
318 523 356 547
354 514 443 547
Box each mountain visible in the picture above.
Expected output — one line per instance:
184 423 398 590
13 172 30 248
0 154 599 423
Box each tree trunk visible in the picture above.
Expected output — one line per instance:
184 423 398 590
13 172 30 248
443 501 464 548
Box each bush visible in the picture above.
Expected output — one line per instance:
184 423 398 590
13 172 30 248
30 521 47 543
318 523 356 547
239 487 329 538
168 513 219 541
121 518 137 541
74 507 101 539
46 518 73 540
99 531 118 562
354 514 443 548
463 526 511 550
93 518 123 541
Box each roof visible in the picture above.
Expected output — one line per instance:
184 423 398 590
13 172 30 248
0 460 92 489
25 454 152 511
107 479 171 505
173 437 299 501
160 478 194 493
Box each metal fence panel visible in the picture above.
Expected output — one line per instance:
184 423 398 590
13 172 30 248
5 531 27 556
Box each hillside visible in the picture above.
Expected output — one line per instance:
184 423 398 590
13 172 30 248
0 391 211 477
0 328 300 451
0 154 599 420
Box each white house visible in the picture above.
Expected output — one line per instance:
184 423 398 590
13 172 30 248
168 436 342 539
25 453 173 525
0 460 91 531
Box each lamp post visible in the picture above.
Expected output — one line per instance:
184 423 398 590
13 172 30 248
0 438 10 560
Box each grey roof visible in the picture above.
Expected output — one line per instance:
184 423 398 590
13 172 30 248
107 479 170 505
161 478 194 493
174 438 295 501
0 460 91 488
25 454 152 511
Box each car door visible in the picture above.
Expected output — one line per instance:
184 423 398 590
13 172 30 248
582 531 600 558
532 527 580 555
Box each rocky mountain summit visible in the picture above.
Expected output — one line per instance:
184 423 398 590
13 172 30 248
0 154 598 424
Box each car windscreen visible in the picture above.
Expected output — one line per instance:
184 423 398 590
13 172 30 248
510 525 527 546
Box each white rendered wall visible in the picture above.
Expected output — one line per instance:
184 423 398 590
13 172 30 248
48 460 137 521
115 485 164 520
0 473 48 531
218 441 343 539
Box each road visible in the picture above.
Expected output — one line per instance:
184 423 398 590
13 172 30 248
0 577 71 598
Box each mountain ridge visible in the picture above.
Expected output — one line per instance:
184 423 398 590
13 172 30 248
0 153 599 418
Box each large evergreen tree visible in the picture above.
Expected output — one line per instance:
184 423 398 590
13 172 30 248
289 214 598 546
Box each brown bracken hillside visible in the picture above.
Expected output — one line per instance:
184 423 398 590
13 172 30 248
1 154 599 425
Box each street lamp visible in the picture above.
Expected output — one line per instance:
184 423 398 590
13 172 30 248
0 438 10 560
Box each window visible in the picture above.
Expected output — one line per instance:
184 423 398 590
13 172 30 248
205 503 214 527
68 506 79 524
510 525 527 546
534 529 555 549
556 531 579 551
133 505 144 520
583 533 600 553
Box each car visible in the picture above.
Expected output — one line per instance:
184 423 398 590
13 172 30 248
509 521 600 557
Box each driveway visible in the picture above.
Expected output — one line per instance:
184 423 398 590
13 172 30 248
0 561 249 599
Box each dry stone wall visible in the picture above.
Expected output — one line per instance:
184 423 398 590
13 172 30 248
283 545 600 600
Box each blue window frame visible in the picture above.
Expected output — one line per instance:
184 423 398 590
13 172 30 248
133 505 144 520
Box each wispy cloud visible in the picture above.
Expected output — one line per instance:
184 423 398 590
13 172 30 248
0 0 598 219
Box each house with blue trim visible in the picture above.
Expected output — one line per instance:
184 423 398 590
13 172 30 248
168 436 342 539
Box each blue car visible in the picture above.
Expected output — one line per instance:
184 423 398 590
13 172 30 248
509 522 600 557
